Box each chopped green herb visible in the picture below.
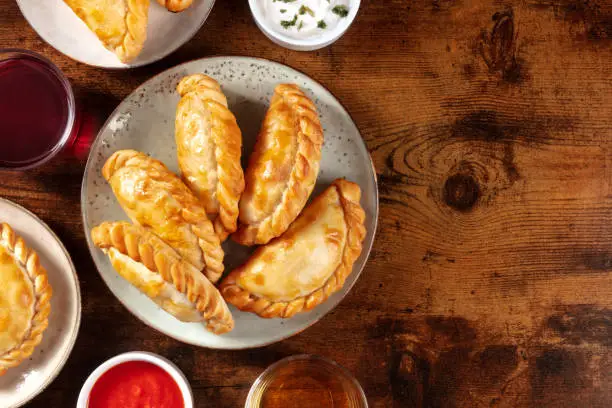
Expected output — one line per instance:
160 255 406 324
298 5 315 16
280 8 287 13
317 20 327 29
332 5 349 17
280 14 298 29
298 21 304 30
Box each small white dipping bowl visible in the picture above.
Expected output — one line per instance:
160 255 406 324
248 0 361 51
77 351 194 408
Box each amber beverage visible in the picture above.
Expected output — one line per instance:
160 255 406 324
246 355 368 408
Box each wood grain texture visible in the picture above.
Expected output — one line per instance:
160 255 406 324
1 0 611 407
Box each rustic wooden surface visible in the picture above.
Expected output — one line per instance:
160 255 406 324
1 0 611 406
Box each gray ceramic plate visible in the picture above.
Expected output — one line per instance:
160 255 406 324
0 198 81 408
81 56 378 349
17 0 215 68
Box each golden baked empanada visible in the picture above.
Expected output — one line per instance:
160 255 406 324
92 222 234 334
232 84 323 246
157 0 192 12
0 223 52 375
220 179 366 318
64 0 149 63
175 74 245 241
102 150 224 283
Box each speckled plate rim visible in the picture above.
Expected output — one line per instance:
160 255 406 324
80 55 379 349
0 197 82 408
15 0 216 69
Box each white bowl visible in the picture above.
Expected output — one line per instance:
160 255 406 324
248 0 360 51
77 352 194 408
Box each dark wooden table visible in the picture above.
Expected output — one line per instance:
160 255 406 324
1 0 611 407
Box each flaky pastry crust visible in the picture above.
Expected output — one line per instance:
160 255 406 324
0 223 52 375
220 179 366 318
232 84 323 246
157 0 193 12
64 0 149 63
176 74 245 241
102 149 224 283
92 222 234 334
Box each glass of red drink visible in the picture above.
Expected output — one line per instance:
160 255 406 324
0 49 77 170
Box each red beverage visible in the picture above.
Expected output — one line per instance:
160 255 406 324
0 50 75 169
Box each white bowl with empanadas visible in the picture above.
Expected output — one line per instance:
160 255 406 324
82 56 378 349
16 0 215 68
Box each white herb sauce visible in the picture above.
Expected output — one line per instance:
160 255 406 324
260 0 351 40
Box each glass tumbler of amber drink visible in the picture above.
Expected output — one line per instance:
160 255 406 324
245 355 368 408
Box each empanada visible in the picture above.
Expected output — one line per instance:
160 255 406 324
64 0 149 63
92 222 234 334
232 84 323 246
175 74 245 241
157 0 192 12
0 223 52 375
220 179 366 318
102 150 224 283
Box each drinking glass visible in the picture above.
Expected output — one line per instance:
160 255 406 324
245 355 368 408
0 49 77 170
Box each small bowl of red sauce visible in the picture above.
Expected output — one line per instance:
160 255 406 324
77 351 193 408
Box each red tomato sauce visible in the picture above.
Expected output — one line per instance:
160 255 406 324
89 361 184 408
